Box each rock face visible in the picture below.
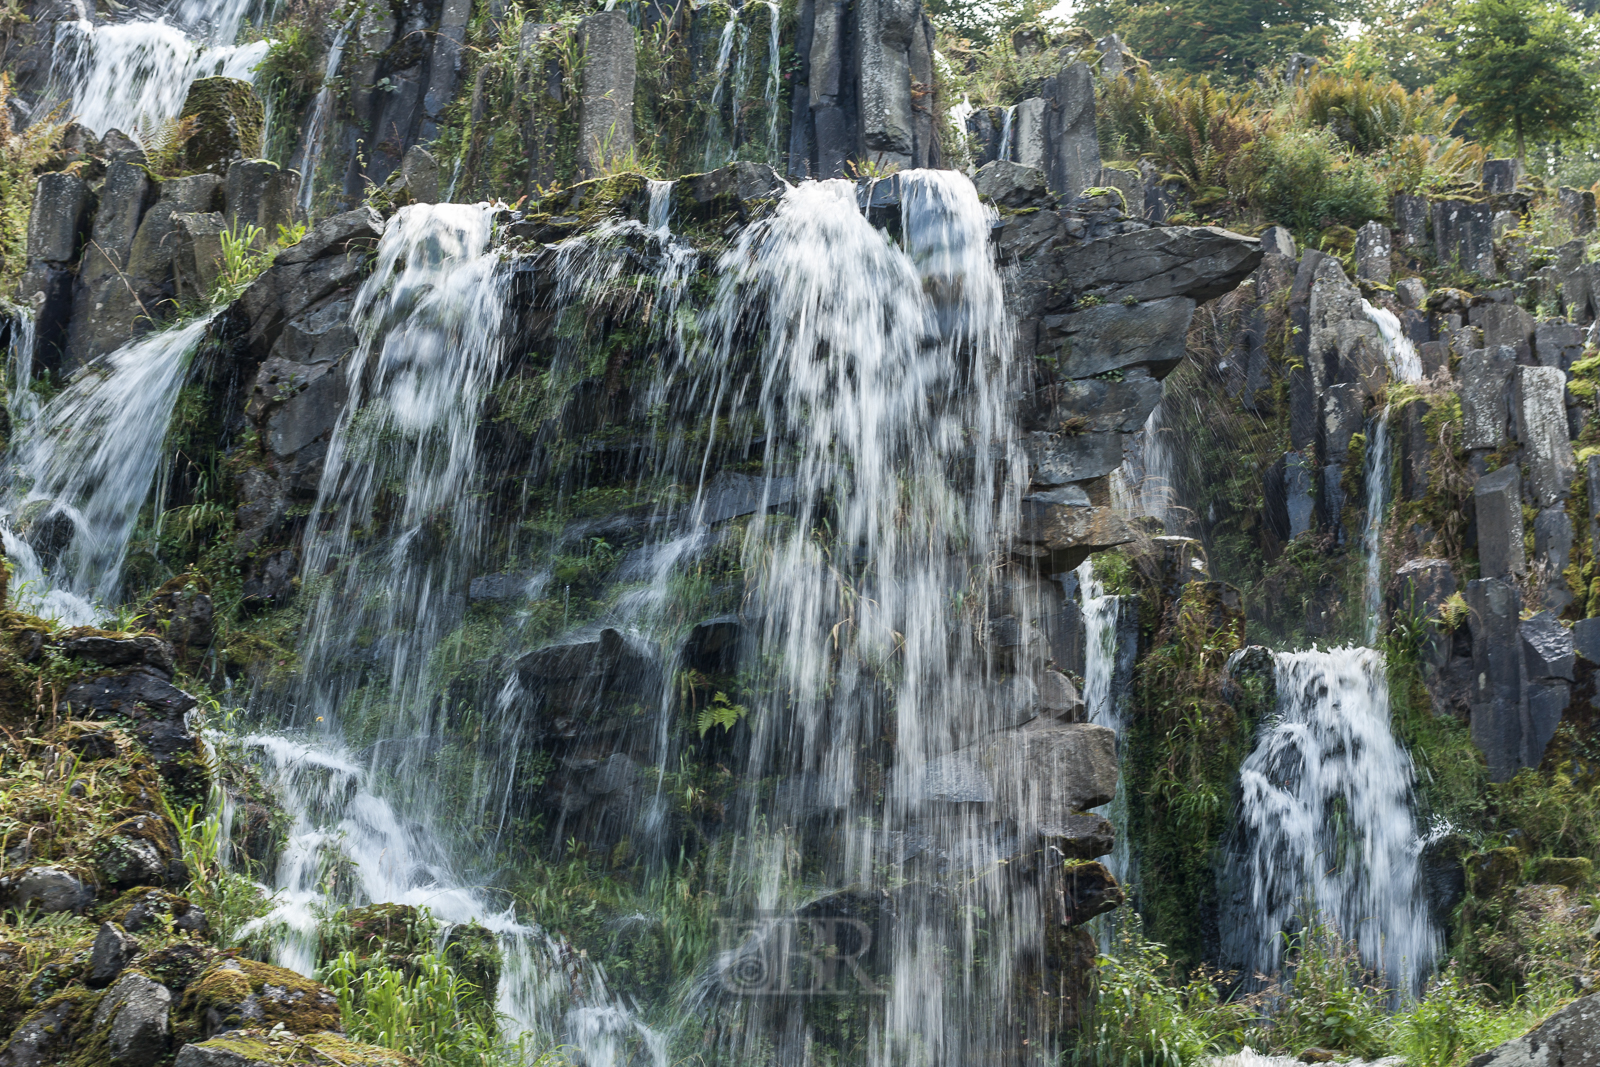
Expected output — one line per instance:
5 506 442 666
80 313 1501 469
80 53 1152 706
1468 994 1600 1067
92 973 172 1066
576 11 636 178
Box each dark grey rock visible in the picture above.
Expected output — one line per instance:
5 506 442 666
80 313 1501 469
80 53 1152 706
1534 321 1585 370
65 160 154 365
1061 225 1262 304
61 633 175 674
1465 993 1600 1067
1433 199 1496 278
1020 377 1163 435
1470 302 1534 361
1394 193 1429 247
265 364 347 457
88 922 140 988
1043 62 1099 201
1533 507 1575 615
26 171 89 264
1522 611 1575 681
1051 296 1194 379
1514 366 1575 506
275 206 384 266
1459 346 1515 449
1322 382 1364 460
400 145 440 204
1096 166 1141 215
1574 616 1600 664
1482 158 1521 194
1395 276 1427 309
2 865 93 914
1258 225 1295 259
1039 668 1084 720
91 973 171 1066
1024 430 1123 485
1044 812 1114 859
1355 220 1390 282
1474 464 1526 579
224 159 299 245
173 212 227 301
1467 576 1527 782
972 160 1049 208
0 998 77 1067
577 11 636 177
1012 97 1046 172
1286 451 1316 538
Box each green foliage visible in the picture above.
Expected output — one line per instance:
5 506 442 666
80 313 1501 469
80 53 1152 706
1441 0 1600 159
1390 963 1570 1067
1290 67 1465 154
324 949 545 1067
695 690 748 736
1267 923 1391 1057
1332 0 1461 91
1076 0 1348 75
1243 127 1390 232
1071 917 1248 1066
0 76 65 297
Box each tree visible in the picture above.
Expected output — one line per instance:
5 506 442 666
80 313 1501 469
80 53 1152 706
1075 0 1350 76
1441 0 1600 160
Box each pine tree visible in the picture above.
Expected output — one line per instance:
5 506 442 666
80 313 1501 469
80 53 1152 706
1441 0 1600 160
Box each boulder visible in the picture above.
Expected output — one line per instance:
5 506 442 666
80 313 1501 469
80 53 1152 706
1474 464 1526 580
1514 366 1576 506
62 632 176 673
1393 193 1429 248
916 721 1117 832
1471 302 1534 361
1518 611 1574 687
1258 225 1295 259
88 922 142 988
1482 157 1521 194
973 160 1049 208
274 207 384 267
1024 430 1123 485
1060 226 1262 304
180 78 265 175
1467 994 1600 1067
1459 346 1515 450
1395 276 1427 309
0 998 78 1067
1051 296 1194 379
1043 62 1100 201
1015 502 1135 571
1052 860 1124 925
1044 813 1114 859
1534 321 1585 371
1467 577 1531 782
1039 669 1084 720
1354 220 1390 282
92 973 171 1065
1 865 94 914
1012 97 1046 172
174 212 228 301
576 11 636 178
1433 199 1496 278
182 957 342 1039
26 171 90 264
1020 378 1163 435
224 159 300 247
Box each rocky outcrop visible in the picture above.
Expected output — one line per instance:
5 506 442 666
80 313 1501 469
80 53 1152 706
1468 994 1600 1067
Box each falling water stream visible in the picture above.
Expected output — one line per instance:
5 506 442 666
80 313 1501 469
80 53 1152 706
51 0 267 140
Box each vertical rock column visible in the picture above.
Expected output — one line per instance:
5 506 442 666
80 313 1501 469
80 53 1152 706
18 171 91 374
577 11 637 178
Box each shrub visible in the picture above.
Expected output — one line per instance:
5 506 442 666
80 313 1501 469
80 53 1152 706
1290 69 1465 154
1241 127 1389 232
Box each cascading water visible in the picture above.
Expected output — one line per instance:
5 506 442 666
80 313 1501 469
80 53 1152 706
234 204 670 1063
296 18 353 216
1223 648 1439 997
1358 299 1422 644
0 315 213 625
999 104 1017 163
760 1 782 160
51 0 268 141
1079 562 1136 949
675 170 1034 1064
703 13 741 169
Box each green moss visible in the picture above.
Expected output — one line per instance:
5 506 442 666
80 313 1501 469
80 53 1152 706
180 77 265 175
179 956 342 1041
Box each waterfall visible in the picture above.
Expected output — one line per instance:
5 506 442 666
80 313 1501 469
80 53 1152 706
1079 562 1136 949
1360 412 1393 645
52 15 268 140
5 310 37 429
1357 299 1422 644
682 170 1029 1064
703 13 740 169
296 18 352 217
761 1 782 161
647 178 673 234
236 204 672 1063
0 315 213 625
999 105 1017 163
1224 647 1439 997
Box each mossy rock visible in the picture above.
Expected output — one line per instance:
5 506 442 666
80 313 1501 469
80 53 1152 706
1467 846 1523 896
442 921 501 1008
530 173 650 225
176 1029 418 1066
1533 856 1594 889
180 78 264 176
178 956 340 1043
325 903 434 970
